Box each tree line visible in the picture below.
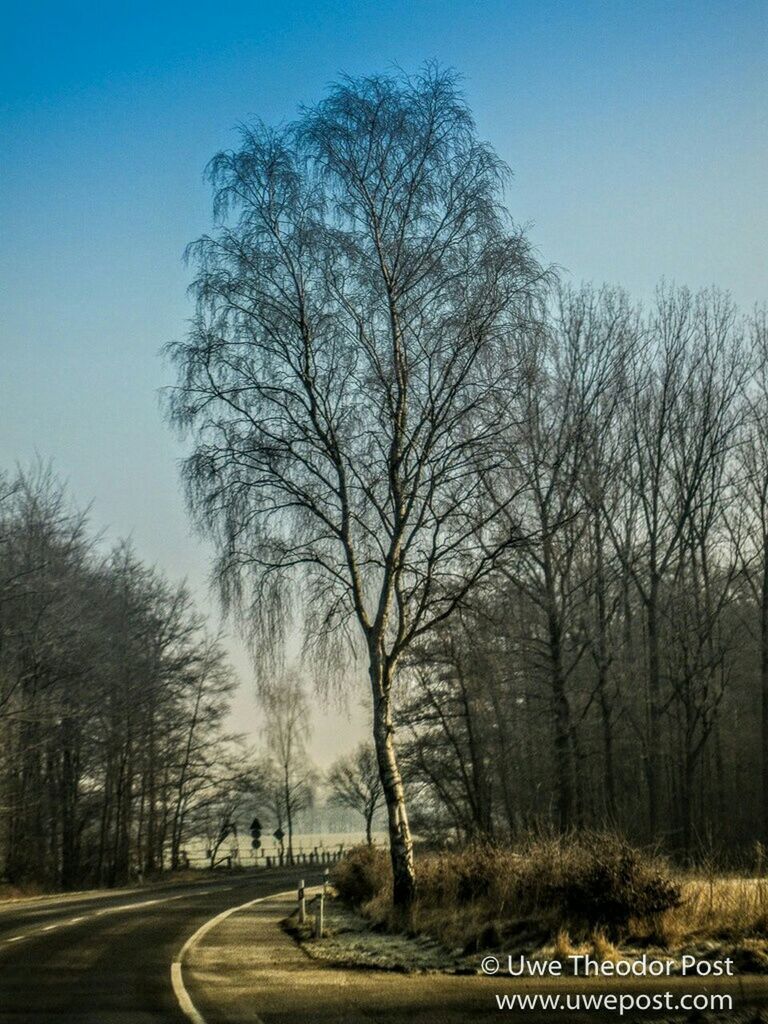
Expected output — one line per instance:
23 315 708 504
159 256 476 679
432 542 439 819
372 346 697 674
400 290 768 862
0 466 246 888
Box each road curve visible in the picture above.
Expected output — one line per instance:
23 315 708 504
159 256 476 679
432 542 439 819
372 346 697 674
0 869 304 1024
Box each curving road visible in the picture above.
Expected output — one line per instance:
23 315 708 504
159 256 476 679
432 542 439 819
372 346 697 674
0 869 304 1024
5 875 767 1024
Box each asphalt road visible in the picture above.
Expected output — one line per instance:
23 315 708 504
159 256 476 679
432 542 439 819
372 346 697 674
4 876 768 1024
0 869 305 1024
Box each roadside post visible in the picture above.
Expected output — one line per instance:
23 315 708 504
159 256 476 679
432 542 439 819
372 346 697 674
314 892 324 939
298 880 306 924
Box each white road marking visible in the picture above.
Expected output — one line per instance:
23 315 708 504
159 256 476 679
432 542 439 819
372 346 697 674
171 887 300 1024
92 888 230 917
0 885 235 950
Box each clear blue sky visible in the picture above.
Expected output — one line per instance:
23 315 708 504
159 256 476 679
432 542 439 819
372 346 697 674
1 0 766 756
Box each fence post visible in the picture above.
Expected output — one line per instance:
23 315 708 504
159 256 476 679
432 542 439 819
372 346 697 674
314 892 324 939
298 879 306 924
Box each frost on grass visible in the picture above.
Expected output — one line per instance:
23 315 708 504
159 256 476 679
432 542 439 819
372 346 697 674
284 896 474 974
285 895 768 979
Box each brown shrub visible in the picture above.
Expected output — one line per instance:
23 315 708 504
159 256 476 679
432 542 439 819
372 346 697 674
330 845 390 907
334 833 682 952
553 835 681 937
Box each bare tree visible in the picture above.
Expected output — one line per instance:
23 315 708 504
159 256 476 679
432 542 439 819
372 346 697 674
167 632 235 870
166 66 545 907
730 308 768 843
327 743 383 845
188 749 261 869
254 759 288 862
608 287 745 837
262 672 315 864
489 286 631 830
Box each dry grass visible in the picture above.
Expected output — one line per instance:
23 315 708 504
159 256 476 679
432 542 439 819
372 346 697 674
332 837 768 959
552 928 579 961
590 929 622 962
648 875 768 946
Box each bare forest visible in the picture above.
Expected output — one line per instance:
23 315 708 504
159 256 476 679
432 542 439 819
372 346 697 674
167 66 768 909
398 288 768 864
0 467 253 888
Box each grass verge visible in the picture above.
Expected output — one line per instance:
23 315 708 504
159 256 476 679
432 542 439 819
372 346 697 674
330 837 768 972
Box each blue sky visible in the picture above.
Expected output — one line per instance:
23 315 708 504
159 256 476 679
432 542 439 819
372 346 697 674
1 0 766 755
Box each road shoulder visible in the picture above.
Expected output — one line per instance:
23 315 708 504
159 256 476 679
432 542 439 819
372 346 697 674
181 892 768 1024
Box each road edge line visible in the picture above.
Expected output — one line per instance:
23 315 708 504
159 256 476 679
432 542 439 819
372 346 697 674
171 887 298 1024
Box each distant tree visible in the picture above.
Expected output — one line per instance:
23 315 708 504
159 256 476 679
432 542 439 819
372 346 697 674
166 632 235 871
255 756 315 864
187 748 261 869
327 743 383 845
262 672 315 864
255 758 288 859
166 65 545 908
